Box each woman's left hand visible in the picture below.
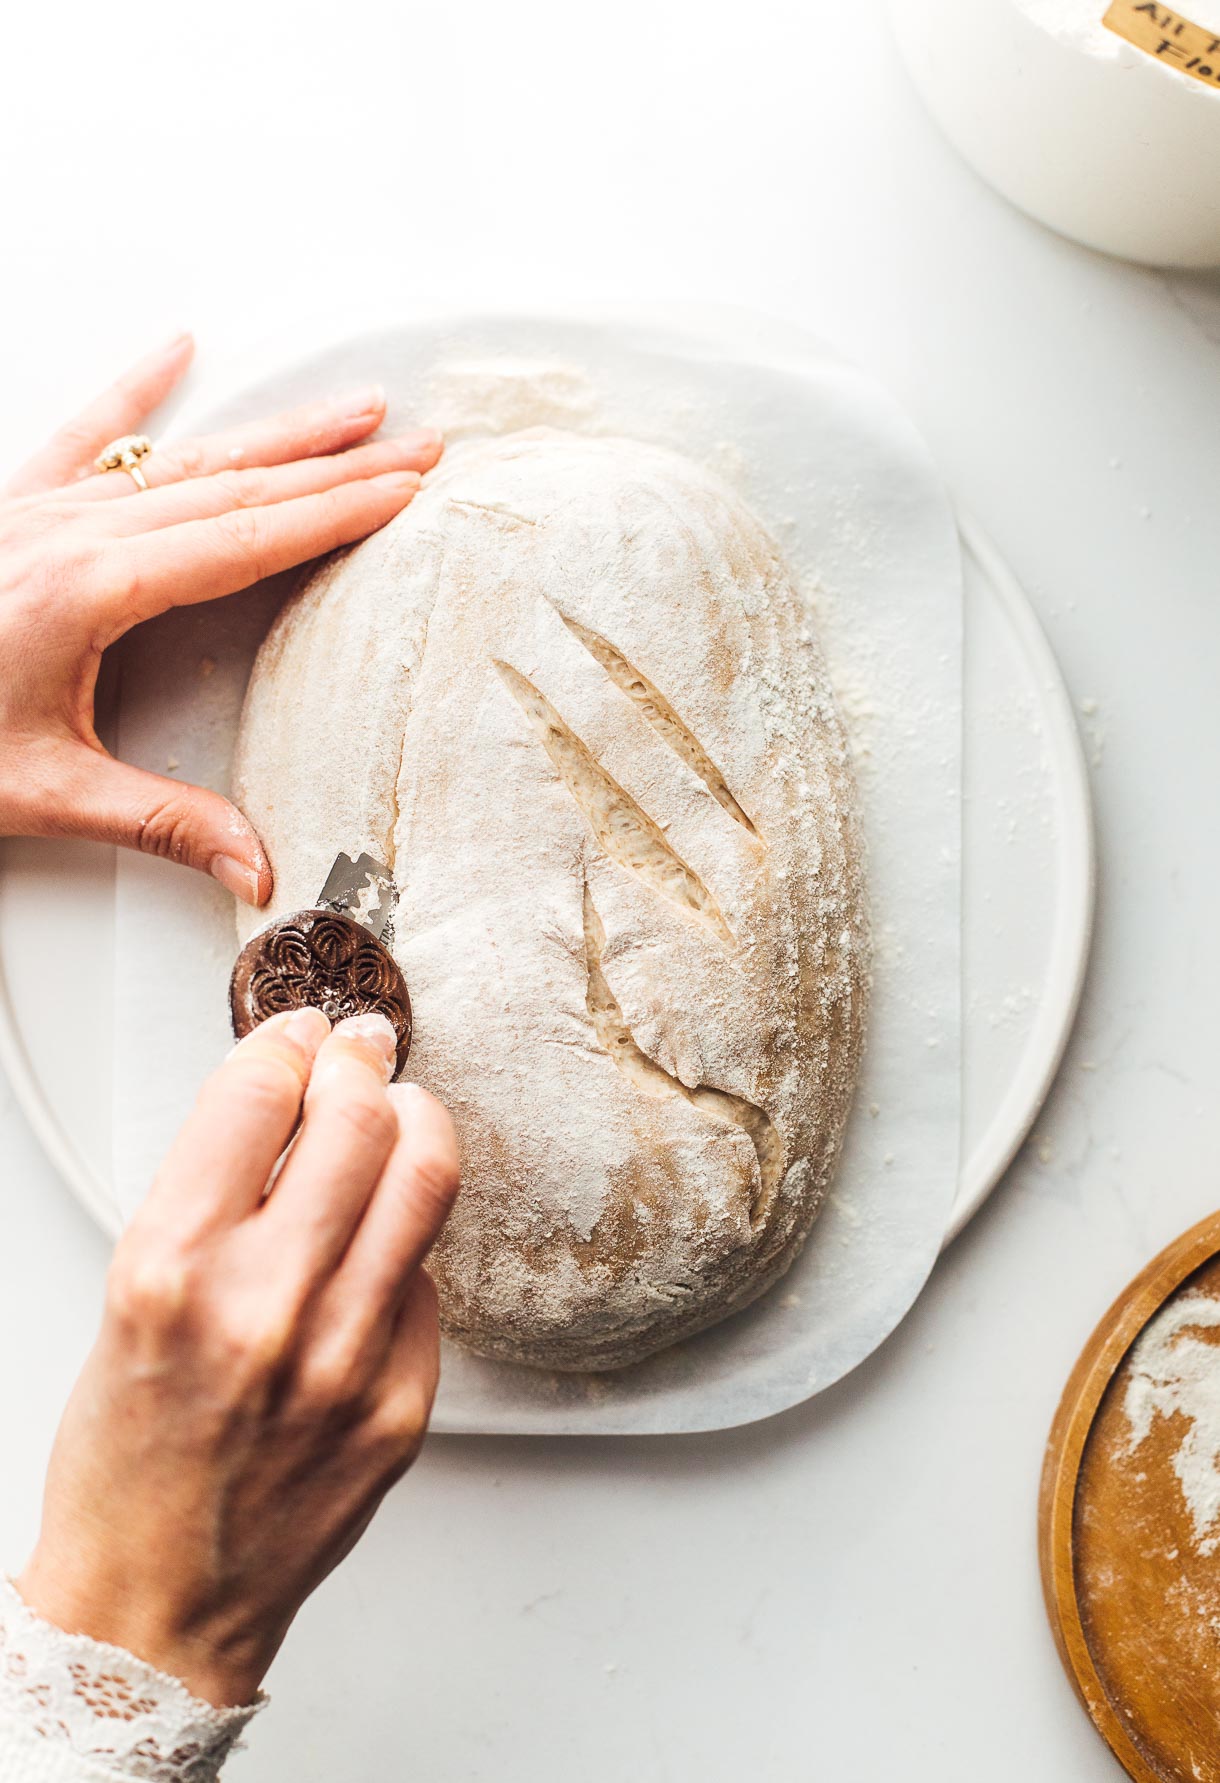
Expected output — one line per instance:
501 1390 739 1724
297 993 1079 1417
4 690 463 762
0 332 440 906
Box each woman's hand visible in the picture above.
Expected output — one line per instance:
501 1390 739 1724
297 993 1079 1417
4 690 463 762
0 333 440 905
17 1007 460 1707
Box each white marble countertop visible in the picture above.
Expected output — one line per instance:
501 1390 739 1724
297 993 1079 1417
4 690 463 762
3 4 1218 1777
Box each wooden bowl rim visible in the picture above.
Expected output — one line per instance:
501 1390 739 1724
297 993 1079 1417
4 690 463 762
1038 1207 1220 1782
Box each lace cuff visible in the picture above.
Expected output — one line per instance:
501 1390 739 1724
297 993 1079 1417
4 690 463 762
0 1579 263 1783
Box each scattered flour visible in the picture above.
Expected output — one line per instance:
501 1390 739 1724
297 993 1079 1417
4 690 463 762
425 358 930 837
424 358 599 441
1125 1292 1220 1555
1078 695 1107 768
234 417 869 1370
984 983 1037 1030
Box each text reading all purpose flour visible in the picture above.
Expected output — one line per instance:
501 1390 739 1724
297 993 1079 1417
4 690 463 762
1105 0 1220 87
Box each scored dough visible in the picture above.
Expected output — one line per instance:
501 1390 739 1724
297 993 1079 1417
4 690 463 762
234 429 869 1370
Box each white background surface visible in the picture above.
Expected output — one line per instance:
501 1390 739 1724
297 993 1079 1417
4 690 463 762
1 3 1217 1778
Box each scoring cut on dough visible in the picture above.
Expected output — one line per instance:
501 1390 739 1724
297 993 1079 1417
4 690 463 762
234 428 869 1370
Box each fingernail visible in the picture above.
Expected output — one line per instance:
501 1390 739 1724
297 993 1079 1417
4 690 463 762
335 382 386 421
334 1012 397 1077
211 854 263 905
372 471 421 494
397 426 443 450
159 330 193 357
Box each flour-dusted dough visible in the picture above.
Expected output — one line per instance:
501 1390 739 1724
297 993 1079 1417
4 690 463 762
234 429 868 1370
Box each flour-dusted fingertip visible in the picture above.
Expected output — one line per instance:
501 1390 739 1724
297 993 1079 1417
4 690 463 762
331 1011 397 1079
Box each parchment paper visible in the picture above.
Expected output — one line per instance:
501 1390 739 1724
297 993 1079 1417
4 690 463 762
113 309 962 1434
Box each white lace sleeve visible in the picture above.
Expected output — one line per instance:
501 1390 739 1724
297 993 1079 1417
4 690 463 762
0 1580 263 1783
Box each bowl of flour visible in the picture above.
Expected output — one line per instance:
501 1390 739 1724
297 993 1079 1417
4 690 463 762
891 0 1220 266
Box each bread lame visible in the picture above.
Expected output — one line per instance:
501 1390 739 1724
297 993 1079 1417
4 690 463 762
228 851 413 1075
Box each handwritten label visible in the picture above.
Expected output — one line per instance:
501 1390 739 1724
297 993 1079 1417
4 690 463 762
1103 0 1220 88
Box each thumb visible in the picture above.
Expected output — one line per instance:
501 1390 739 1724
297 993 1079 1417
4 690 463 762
51 746 272 907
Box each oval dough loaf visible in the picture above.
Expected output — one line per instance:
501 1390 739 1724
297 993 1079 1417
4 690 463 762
234 428 868 1370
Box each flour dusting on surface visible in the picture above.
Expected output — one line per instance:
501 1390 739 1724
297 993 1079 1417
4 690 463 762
1125 1292 1220 1554
425 358 599 440
233 397 870 1370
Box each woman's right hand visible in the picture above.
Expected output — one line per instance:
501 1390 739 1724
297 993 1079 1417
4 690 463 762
15 1007 460 1709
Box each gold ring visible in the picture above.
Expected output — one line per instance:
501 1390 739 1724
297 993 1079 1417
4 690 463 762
94 433 154 491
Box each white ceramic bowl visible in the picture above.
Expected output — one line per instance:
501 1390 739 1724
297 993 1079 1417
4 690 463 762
891 0 1220 267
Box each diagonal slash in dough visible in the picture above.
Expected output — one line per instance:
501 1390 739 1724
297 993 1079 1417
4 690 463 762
555 611 761 843
582 883 784 1229
494 659 735 948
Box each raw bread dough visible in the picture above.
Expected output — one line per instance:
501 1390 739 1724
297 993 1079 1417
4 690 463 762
234 429 869 1369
